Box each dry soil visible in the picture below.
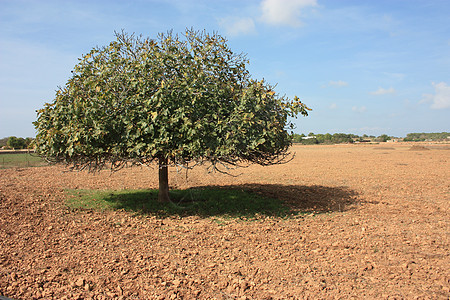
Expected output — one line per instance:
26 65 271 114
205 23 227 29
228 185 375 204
0 143 449 299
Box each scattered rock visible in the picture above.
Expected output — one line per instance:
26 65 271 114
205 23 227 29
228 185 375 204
74 278 85 287
172 279 181 287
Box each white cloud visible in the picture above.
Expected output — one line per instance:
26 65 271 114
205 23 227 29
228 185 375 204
260 0 317 27
370 87 396 95
352 106 367 113
383 72 405 81
421 82 450 109
329 80 348 87
218 16 256 37
329 103 337 109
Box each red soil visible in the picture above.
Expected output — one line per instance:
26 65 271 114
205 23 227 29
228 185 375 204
1 143 449 299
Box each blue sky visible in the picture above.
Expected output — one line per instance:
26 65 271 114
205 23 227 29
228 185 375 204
1 0 449 138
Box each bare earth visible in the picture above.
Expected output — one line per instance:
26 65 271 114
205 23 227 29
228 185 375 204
1 143 449 299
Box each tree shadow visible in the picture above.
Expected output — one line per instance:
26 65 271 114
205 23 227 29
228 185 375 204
101 184 358 218
225 183 359 214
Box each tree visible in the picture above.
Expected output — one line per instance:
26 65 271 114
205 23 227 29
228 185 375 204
291 133 307 143
7 136 27 149
376 134 391 142
34 30 309 202
25 137 34 149
324 133 332 143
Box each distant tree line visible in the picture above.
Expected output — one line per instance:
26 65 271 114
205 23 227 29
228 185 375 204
0 136 34 150
291 133 393 145
292 132 450 145
403 132 450 142
1 132 447 150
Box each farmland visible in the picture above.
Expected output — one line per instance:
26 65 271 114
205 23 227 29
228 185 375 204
0 143 449 299
0 152 46 169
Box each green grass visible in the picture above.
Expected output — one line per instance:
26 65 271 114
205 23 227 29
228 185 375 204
66 187 292 218
0 153 47 169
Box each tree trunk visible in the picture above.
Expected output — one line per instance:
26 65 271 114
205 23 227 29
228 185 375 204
158 156 170 203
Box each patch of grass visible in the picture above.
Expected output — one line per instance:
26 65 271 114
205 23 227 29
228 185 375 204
66 187 291 218
0 153 47 169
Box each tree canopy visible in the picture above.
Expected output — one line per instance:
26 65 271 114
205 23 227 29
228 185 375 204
5 136 33 149
34 30 309 202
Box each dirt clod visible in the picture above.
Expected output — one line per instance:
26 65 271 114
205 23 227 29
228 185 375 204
74 278 85 287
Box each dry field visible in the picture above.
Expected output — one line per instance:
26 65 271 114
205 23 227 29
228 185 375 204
1 143 449 299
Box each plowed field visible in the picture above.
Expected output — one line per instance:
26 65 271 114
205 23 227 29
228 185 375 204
1 143 449 299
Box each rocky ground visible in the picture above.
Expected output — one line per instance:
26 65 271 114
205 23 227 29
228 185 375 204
0 143 449 299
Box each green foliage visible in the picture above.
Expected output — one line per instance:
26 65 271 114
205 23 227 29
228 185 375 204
404 132 450 142
331 133 356 144
66 188 290 218
301 137 319 145
1 136 34 149
291 133 305 143
375 134 391 142
34 30 309 172
25 137 34 149
7 136 27 149
291 133 356 145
